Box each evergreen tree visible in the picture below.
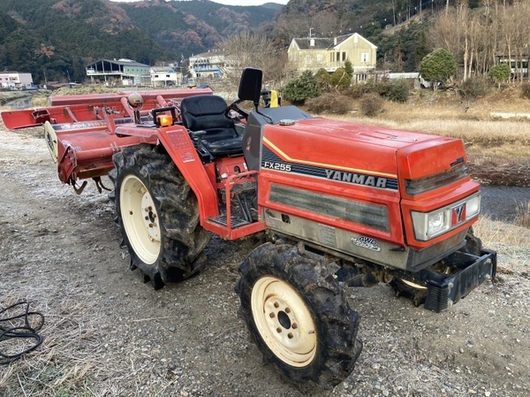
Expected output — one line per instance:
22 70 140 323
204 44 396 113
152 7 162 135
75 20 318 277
489 64 511 89
419 48 457 89
282 71 320 105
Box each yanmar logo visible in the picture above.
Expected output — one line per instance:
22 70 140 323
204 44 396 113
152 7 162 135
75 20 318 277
451 203 466 226
325 169 388 188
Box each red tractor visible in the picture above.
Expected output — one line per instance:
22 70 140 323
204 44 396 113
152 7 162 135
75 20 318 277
1 68 496 389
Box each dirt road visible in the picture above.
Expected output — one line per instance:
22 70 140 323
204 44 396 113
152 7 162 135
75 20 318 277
1 125 529 397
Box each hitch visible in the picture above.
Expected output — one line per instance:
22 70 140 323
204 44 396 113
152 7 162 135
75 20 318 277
424 249 497 312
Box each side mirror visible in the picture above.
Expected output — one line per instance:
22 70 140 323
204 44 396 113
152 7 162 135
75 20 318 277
238 68 262 107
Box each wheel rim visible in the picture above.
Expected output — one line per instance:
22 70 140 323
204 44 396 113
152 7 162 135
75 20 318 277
120 174 161 265
251 276 317 368
44 121 59 163
401 279 427 290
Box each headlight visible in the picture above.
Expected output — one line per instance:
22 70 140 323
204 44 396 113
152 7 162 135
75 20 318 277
412 209 451 241
411 192 481 242
466 194 480 219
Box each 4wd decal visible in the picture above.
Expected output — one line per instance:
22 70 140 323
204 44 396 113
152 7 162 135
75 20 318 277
351 236 381 252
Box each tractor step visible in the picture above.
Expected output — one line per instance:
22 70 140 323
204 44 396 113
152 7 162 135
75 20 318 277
210 214 250 228
220 181 257 200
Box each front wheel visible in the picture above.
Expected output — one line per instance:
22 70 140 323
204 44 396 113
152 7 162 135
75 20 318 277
235 242 362 389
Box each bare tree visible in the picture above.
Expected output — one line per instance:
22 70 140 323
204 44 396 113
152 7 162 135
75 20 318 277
511 1 530 80
216 32 287 92
430 0 530 81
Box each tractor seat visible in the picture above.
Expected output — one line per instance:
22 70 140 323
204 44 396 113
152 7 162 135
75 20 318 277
180 95 243 157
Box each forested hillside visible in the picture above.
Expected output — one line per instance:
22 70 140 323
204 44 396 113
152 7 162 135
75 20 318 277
0 0 529 85
0 0 280 84
120 1 279 57
0 0 171 83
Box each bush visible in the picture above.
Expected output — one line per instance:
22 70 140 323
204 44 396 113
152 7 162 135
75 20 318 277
360 93 384 117
305 93 351 114
314 68 331 91
369 80 390 96
281 70 320 105
348 84 371 99
347 79 386 99
386 79 410 103
459 77 489 100
521 82 530 100
330 68 351 92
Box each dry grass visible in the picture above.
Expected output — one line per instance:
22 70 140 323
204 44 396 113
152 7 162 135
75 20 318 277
474 216 530 250
0 292 121 397
31 85 119 107
473 215 530 276
0 282 180 397
341 95 530 145
515 203 530 228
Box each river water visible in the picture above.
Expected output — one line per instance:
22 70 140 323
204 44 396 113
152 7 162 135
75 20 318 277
481 185 530 223
5 96 33 109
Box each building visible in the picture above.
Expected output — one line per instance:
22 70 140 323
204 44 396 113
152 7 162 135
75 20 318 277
496 55 528 79
86 58 151 85
188 51 226 79
287 33 377 83
150 66 181 87
0 71 33 89
384 72 428 89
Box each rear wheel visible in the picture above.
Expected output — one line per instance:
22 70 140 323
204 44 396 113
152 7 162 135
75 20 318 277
109 144 210 289
235 242 362 389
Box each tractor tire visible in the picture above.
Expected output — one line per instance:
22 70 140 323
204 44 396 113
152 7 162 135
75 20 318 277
109 144 210 289
390 227 483 306
235 242 362 389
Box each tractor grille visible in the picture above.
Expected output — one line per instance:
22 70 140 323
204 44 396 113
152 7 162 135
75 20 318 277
269 184 389 232
405 163 468 195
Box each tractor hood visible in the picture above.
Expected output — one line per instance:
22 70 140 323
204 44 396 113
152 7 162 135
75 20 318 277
247 107 468 196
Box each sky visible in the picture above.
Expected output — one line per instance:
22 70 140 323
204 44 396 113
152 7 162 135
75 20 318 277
110 0 289 5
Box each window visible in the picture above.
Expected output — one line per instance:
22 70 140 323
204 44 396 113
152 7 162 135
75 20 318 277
342 52 346 61
361 53 369 63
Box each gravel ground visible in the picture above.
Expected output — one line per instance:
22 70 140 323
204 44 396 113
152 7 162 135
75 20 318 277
0 123 529 397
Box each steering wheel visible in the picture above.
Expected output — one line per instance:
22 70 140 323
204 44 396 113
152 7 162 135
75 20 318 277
226 99 249 121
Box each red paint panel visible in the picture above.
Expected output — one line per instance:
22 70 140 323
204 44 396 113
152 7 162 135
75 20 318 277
156 127 219 222
258 169 404 246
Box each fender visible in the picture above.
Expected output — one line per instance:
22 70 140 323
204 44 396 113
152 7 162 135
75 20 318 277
115 124 220 223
